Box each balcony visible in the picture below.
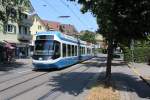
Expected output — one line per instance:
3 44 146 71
19 19 33 26
17 33 32 41
18 13 33 26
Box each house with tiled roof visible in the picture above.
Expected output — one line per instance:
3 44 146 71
60 24 78 36
42 20 60 31
30 14 48 46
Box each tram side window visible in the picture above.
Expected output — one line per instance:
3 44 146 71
92 48 94 54
75 46 77 56
83 47 85 55
68 45 71 56
63 44 66 57
72 45 74 56
82 47 84 55
87 48 90 54
52 41 60 59
80 46 82 55
89 48 91 54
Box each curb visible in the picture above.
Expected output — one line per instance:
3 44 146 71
127 64 150 87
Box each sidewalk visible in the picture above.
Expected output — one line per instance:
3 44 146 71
128 63 150 86
111 60 150 100
15 58 32 65
0 58 32 71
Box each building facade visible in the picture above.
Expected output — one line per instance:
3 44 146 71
30 14 48 46
60 24 78 36
42 20 60 31
0 1 34 60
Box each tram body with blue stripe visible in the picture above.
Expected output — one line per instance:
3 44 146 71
32 31 94 69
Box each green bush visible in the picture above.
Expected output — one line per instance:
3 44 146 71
124 47 150 63
96 48 103 53
124 48 132 62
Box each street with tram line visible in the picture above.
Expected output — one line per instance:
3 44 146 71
0 54 106 100
0 54 150 100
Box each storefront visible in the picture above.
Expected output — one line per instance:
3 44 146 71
15 43 30 58
0 41 15 63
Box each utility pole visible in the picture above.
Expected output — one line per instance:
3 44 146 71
131 39 134 63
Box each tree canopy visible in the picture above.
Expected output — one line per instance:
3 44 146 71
71 0 150 45
79 30 96 43
0 0 30 22
69 0 150 80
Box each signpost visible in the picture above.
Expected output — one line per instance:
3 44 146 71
131 39 134 63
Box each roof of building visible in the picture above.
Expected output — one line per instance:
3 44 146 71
42 20 60 30
31 14 48 29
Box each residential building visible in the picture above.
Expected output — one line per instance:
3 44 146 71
60 24 78 36
95 34 106 48
42 20 60 31
30 14 48 46
0 1 34 59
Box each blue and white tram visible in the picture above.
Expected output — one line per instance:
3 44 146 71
32 31 94 69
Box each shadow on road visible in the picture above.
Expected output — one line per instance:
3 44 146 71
0 62 26 71
38 56 150 99
43 71 150 99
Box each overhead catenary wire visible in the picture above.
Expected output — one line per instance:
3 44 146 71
37 0 93 31
42 0 64 15
42 0 75 24
58 0 88 27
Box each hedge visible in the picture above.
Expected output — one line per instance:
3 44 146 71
124 47 150 63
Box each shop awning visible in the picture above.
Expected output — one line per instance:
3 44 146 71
3 41 15 49
4 43 15 49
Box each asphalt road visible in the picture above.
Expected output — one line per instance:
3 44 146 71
0 55 107 100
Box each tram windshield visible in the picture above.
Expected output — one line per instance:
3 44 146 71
34 40 54 55
34 40 60 59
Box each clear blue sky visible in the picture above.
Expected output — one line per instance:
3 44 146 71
30 0 98 32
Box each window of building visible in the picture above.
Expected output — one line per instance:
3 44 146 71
20 13 28 19
38 25 42 30
19 26 21 34
5 24 16 33
19 26 28 34
24 27 27 34
63 43 66 57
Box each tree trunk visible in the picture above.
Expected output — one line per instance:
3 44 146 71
105 38 114 80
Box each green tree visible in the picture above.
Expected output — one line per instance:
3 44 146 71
69 0 150 81
0 0 30 22
79 30 96 44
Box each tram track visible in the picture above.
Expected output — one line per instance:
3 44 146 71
0 64 32 77
0 72 48 92
0 60 92 99
0 62 83 88
38 67 91 100
11 65 88 98
10 61 98 100
0 70 34 84
38 64 98 100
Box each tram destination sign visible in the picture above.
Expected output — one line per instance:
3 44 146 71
36 35 54 40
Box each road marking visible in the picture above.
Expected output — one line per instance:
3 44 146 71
17 70 32 74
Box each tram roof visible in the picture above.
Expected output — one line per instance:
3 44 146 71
36 31 93 46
